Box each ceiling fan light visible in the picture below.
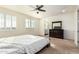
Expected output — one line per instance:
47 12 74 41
37 12 39 14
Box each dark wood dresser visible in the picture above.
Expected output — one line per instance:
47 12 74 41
49 29 64 39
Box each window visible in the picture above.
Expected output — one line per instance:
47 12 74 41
6 14 12 29
25 19 31 28
0 13 5 29
25 19 36 28
11 16 16 29
0 13 16 30
31 20 35 28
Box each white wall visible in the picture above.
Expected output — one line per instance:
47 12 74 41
61 12 75 40
0 7 77 41
0 7 40 38
39 12 76 40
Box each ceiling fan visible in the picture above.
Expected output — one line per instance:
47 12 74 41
31 5 46 14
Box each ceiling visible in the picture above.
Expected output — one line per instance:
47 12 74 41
0 5 77 18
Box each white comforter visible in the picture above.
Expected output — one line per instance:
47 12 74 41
0 35 49 54
0 42 25 54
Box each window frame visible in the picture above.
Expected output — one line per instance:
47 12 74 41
25 19 36 29
0 13 16 31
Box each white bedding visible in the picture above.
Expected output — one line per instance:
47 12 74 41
0 35 49 54
0 42 25 54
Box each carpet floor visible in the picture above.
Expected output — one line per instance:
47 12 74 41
38 38 79 54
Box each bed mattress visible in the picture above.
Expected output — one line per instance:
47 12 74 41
0 35 49 54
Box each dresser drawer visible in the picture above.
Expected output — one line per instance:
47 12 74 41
49 29 64 39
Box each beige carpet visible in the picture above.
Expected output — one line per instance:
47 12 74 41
38 38 79 54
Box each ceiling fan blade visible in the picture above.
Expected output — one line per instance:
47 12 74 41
39 9 46 12
38 5 44 9
38 9 46 12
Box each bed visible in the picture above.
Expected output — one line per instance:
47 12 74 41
0 35 49 54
